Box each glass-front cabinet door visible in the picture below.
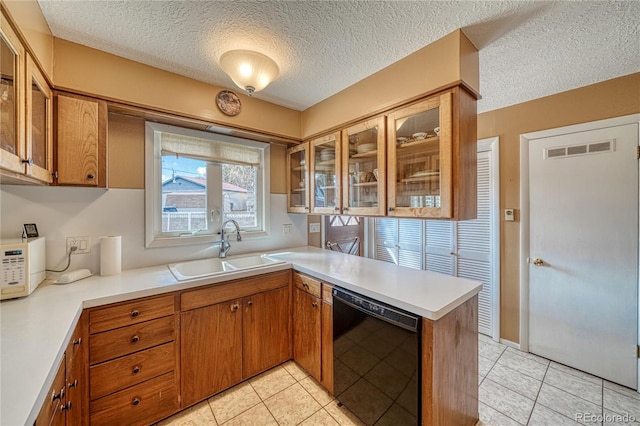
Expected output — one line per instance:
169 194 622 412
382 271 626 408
341 116 386 216
0 13 25 175
310 131 341 214
287 142 310 213
26 54 53 183
387 92 452 218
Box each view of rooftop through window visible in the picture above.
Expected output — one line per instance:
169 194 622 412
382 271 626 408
161 155 257 232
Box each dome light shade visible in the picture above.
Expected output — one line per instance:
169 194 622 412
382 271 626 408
219 50 280 95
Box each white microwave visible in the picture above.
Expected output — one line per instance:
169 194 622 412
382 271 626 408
0 237 46 300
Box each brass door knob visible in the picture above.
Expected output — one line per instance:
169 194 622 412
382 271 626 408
532 258 545 266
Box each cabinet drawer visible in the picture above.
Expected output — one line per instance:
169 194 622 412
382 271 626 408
90 295 175 334
181 270 290 311
89 372 178 426
293 272 321 298
89 316 176 365
90 342 176 400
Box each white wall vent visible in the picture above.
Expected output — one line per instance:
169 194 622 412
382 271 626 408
545 139 614 159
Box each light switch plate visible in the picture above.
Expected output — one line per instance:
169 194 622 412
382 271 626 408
309 223 321 233
504 208 515 222
66 236 90 254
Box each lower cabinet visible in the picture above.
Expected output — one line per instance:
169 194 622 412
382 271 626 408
180 271 292 407
293 287 322 380
292 272 334 390
35 355 66 426
181 299 243 406
87 295 179 426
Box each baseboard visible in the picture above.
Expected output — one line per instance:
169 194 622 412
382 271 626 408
499 339 520 350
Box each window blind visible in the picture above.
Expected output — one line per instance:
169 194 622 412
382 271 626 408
159 131 262 166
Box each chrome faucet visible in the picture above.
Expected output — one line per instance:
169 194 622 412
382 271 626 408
217 219 242 258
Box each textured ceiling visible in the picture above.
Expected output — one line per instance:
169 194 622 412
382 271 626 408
37 1 640 113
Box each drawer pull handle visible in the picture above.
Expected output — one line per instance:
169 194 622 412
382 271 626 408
131 335 140 343
61 401 72 411
68 379 78 389
132 397 140 406
247 301 253 307
52 389 62 401
231 304 239 312
312 302 318 308
87 174 95 180
302 282 309 288
130 310 140 318
132 366 140 374
73 338 82 346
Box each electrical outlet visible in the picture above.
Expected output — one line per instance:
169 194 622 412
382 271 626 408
309 223 321 233
282 224 293 236
66 236 90 254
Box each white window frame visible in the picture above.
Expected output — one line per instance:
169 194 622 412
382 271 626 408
145 122 270 248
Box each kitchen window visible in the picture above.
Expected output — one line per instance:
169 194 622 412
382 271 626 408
145 122 269 247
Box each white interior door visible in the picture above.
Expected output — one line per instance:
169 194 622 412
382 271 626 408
528 123 639 388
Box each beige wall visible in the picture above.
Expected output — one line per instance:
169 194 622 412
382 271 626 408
478 72 640 343
1 0 53 80
301 30 479 139
107 113 287 192
53 38 301 141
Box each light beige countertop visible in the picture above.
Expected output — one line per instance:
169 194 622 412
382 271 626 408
0 246 481 425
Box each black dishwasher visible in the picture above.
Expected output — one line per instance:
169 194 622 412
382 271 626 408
333 286 421 425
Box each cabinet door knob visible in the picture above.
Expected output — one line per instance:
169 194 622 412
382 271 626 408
231 303 239 312
312 302 318 308
343 207 349 211
247 301 253 307
68 379 78 389
132 397 140 406
87 174 95 180
130 310 140 318
388 207 394 212
21 158 34 166
302 282 309 288
304 206 309 210
132 365 140 374
131 335 139 343
51 389 62 401
73 338 82 346
61 401 72 411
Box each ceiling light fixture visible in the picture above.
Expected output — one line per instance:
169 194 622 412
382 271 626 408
219 49 280 96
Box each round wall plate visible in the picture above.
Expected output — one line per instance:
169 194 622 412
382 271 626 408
216 90 242 116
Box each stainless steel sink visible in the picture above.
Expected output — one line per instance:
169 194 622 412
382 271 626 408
168 254 285 281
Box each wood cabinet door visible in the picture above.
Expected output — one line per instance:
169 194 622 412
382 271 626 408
286 142 310 213
243 286 291 378
65 312 88 426
181 300 242 407
35 355 65 426
55 93 106 187
310 131 342 215
293 288 321 381
320 301 334 394
25 53 53 183
0 11 26 175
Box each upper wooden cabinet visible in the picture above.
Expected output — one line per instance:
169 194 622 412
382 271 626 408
1 13 54 184
286 142 310 213
288 85 476 219
387 87 476 220
0 11 25 177
310 131 341 214
341 116 386 216
54 92 107 187
26 54 53 183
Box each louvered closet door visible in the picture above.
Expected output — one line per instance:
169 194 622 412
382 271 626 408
375 218 398 264
424 221 454 275
374 218 423 269
456 151 492 335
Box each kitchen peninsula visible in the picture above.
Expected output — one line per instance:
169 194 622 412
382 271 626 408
0 246 481 426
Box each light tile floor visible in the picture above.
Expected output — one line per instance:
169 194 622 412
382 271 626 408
157 334 640 426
